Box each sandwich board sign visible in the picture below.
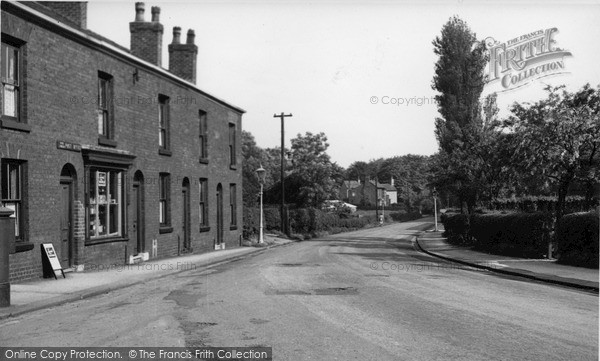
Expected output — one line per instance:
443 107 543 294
41 243 65 279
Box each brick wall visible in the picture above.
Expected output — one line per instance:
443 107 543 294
1 4 244 282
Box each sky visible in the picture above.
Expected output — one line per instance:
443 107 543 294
86 0 600 168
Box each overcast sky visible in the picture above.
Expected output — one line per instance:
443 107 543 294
87 0 600 168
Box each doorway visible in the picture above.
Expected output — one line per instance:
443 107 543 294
132 171 145 254
59 165 75 268
181 177 191 252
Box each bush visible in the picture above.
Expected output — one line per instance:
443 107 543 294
289 207 376 235
441 213 471 245
556 211 599 268
470 212 553 258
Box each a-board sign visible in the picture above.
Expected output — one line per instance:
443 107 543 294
41 243 65 279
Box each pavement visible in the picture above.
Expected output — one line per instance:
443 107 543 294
416 229 599 292
0 235 294 320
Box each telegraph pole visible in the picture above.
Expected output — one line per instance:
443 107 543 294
274 112 293 235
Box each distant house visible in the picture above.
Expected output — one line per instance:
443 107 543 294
340 178 398 206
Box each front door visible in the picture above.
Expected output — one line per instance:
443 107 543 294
182 182 190 251
132 180 145 253
60 179 73 267
216 184 223 247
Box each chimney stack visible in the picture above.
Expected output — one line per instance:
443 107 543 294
43 2 88 29
130 3 164 67
168 27 198 84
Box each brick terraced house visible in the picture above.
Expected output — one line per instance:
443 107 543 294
1 1 244 281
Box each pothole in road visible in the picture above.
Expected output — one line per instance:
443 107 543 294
275 263 321 267
164 290 201 308
313 287 359 295
250 318 270 324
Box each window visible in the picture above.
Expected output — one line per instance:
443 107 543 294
199 178 208 230
88 169 123 238
229 183 237 227
159 173 170 226
199 110 208 161
1 160 25 241
1 40 26 129
97 72 113 140
158 95 170 154
228 123 236 167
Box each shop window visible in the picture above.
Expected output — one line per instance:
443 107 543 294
88 169 123 238
1 159 25 241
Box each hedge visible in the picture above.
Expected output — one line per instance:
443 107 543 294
389 211 422 222
440 213 471 245
469 212 553 258
441 211 553 257
244 206 379 239
556 211 599 268
489 196 596 213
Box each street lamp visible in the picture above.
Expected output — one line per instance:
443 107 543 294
256 165 266 244
432 188 438 232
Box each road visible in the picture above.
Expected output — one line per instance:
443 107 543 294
1 220 598 360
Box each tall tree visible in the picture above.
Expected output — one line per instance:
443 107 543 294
431 16 487 213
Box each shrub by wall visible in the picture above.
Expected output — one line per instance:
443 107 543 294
469 212 552 258
556 211 599 268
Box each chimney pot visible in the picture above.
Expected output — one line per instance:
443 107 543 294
186 29 196 45
172 27 181 44
135 2 145 22
151 6 160 22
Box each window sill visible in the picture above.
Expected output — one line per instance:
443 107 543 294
199 158 209 164
159 148 172 156
15 242 34 253
1 119 31 133
98 137 117 148
229 225 238 231
85 236 129 246
159 226 173 234
199 226 210 233
229 164 237 170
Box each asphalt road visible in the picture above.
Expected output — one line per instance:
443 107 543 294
1 220 597 360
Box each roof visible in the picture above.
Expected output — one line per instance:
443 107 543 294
342 180 361 189
5 1 246 114
369 180 397 192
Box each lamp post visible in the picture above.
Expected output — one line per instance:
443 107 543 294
432 188 438 232
256 165 266 244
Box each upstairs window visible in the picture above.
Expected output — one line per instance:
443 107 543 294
1 41 21 122
97 72 113 139
158 95 170 154
199 110 208 161
228 123 236 167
